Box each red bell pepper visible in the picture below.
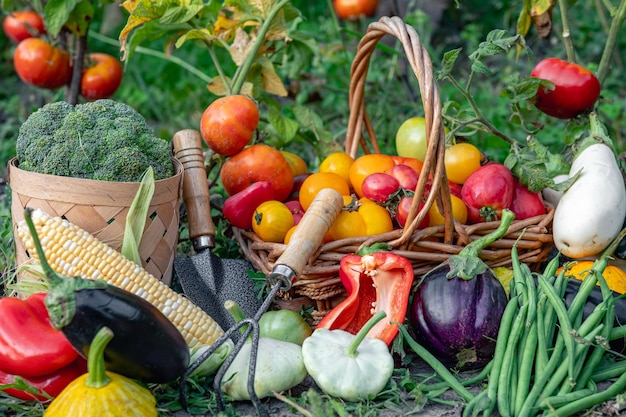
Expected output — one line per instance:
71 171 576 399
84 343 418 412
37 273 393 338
0 356 86 401
0 293 78 377
316 247 414 345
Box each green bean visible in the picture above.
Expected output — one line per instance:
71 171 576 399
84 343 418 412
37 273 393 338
537 274 577 383
514 321 537 415
398 325 475 403
421 361 493 392
591 358 626 382
541 254 561 281
462 388 490 417
482 295 521 417
567 257 608 324
552 370 626 417
609 324 626 341
542 268 567 349
536 386 596 410
497 303 528 417
534 293 549 374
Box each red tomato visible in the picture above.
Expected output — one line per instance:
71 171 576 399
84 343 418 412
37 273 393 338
220 144 294 201
444 143 482 184
391 155 423 175
299 172 350 211
285 200 305 225
200 95 260 156
222 181 275 229
2 10 45 42
349 153 395 198
252 200 294 243
13 38 71 89
333 0 378 20
361 172 400 203
80 53 123 100
510 180 547 220
386 164 419 191
530 58 601 119
424 180 463 199
461 163 515 223
396 196 429 229
285 173 311 202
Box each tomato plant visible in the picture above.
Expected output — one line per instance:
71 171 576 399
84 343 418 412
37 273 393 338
461 163 515 223
80 53 123 100
13 38 71 89
530 58 601 119
361 173 400 203
386 164 419 191
329 196 393 241
444 143 482 184
428 194 468 226
200 95 260 156
2 10 45 42
252 200 294 243
348 153 395 198
319 152 354 184
510 180 547 220
298 172 350 211
220 144 294 201
333 0 378 20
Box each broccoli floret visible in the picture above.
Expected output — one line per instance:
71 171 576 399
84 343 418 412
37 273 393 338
16 99 174 182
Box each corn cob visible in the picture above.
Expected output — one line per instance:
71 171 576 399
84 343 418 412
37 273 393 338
16 208 224 349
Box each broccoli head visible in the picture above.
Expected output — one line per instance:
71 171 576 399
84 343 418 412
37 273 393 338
16 99 174 182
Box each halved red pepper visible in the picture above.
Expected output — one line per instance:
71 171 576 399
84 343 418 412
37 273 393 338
0 356 86 401
316 247 414 345
0 293 78 377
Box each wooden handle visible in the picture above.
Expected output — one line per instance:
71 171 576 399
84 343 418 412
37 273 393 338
270 188 343 288
172 129 216 248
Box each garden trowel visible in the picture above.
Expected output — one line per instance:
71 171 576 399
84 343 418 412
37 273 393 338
171 129 262 332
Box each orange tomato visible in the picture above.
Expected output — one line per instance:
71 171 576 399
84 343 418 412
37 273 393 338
252 200 294 243
298 172 350 211
281 150 308 177
329 196 393 240
428 194 468 226
319 152 354 184
348 154 395 198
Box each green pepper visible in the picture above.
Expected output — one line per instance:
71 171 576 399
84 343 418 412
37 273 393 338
302 311 394 401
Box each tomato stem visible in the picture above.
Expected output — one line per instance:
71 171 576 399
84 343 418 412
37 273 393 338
557 0 577 63
597 0 626 84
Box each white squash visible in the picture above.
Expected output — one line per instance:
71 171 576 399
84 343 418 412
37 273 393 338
553 143 626 258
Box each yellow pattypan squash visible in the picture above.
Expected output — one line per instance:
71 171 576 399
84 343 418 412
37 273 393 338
44 326 157 417
557 261 626 294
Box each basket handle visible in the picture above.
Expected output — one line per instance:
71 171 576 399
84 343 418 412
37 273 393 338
343 16 454 247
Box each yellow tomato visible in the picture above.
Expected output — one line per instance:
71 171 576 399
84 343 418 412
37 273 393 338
298 172 351 211
252 200 294 243
444 143 482 184
329 197 393 240
428 194 468 226
348 154 395 198
281 150 308 177
319 152 355 184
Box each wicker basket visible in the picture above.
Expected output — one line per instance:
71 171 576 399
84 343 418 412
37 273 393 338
9 157 183 284
234 16 554 322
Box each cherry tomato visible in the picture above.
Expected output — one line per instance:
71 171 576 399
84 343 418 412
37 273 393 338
530 58 601 119
252 200 294 243
220 144 294 201
299 172 350 211
348 153 395 198
391 155 423 175
200 95 260 156
396 196 429 229
13 38 71 89
80 53 123 100
510 180 547 220
329 196 393 240
428 194 468 226
285 200 305 225
333 0 379 20
386 164 419 191
319 152 354 184
281 151 308 177
2 10 45 42
361 172 400 203
444 143 482 184
461 163 515 223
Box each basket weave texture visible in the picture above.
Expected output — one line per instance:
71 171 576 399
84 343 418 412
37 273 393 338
234 16 554 321
9 157 183 284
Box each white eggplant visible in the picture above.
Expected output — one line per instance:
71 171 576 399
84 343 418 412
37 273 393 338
553 140 626 258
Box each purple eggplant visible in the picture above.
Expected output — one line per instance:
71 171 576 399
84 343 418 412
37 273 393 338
409 210 514 371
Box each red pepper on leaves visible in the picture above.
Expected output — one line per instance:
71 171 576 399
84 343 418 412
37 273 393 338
0 293 78 377
0 356 86 401
316 246 414 345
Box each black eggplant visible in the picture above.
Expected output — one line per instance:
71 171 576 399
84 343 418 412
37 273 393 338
23 208 189 383
409 209 514 371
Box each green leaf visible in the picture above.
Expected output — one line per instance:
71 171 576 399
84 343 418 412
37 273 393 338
437 48 462 80
44 0 80 36
121 167 155 265
160 3 205 25
268 106 299 143
292 104 332 144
